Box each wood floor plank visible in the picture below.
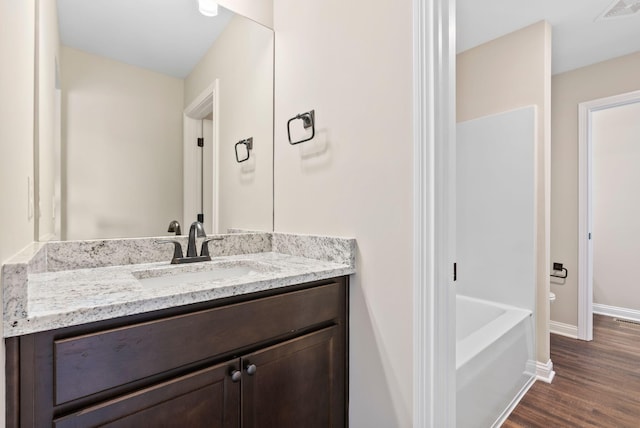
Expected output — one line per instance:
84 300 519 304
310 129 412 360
503 315 640 427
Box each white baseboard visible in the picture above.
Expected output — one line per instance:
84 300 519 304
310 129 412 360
550 320 578 339
593 303 640 323
535 359 555 384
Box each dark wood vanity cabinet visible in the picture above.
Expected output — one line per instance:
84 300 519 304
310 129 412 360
6 277 348 428
54 362 240 428
241 326 343 428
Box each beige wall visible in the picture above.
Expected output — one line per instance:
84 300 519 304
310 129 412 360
457 21 552 364
61 47 184 240
1 0 36 262
185 15 274 233
592 102 640 310
0 0 36 423
36 0 61 241
273 0 413 426
551 51 640 326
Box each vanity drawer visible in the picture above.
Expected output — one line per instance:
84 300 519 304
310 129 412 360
54 281 343 405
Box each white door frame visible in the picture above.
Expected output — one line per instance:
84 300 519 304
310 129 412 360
412 0 456 426
577 89 640 341
184 81 220 233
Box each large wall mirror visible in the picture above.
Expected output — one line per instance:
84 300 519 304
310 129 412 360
35 0 274 241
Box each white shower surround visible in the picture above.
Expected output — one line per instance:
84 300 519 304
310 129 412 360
456 106 537 426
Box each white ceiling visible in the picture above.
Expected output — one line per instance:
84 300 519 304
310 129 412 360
57 0 640 77
57 0 235 78
457 0 640 74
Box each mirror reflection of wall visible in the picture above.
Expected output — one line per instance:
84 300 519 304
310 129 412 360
61 45 185 240
36 0 63 242
183 13 274 237
36 0 274 241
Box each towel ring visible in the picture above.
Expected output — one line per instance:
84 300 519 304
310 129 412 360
287 110 315 145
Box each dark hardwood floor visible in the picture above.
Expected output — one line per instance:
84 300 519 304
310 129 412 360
504 315 640 427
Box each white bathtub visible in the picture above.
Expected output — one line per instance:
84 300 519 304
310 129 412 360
456 295 535 428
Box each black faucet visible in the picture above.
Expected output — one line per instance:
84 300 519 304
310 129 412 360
156 221 224 264
187 221 207 257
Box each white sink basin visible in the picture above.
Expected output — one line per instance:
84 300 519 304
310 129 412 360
132 260 279 287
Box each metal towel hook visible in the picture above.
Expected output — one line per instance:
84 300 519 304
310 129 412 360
287 110 315 145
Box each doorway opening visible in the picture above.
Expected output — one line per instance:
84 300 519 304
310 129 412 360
577 89 640 340
184 81 219 234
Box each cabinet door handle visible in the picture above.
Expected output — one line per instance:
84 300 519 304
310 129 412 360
230 369 242 383
245 364 257 376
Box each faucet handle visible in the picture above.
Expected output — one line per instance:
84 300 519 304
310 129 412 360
200 237 224 258
155 240 184 261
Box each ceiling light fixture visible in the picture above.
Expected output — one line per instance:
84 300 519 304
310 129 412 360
198 0 218 17
596 0 640 21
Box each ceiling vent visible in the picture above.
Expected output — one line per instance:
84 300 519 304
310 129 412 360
597 0 640 21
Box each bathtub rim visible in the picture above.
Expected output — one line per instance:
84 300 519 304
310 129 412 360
456 294 532 370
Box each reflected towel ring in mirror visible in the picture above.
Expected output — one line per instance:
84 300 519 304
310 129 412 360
287 110 315 145
235 137 253 163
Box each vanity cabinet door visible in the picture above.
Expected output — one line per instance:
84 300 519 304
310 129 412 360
53 361 240 428
241 326 345 428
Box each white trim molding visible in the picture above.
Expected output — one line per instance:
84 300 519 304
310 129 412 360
535 359 556 384
593 303 640 323
183 81 220 233
578 89 640 341
183 115 200 225
577 101 593 341
549 320 578 339
412 0 456 427
184 83 215 118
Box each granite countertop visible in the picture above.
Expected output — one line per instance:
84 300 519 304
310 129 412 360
2 232 356 337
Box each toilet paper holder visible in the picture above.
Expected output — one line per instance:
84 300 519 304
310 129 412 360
551 262 568 279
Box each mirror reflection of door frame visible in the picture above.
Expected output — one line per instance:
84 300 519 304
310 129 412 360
184 80 220 233
53 85 62 240
577 89 640 341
